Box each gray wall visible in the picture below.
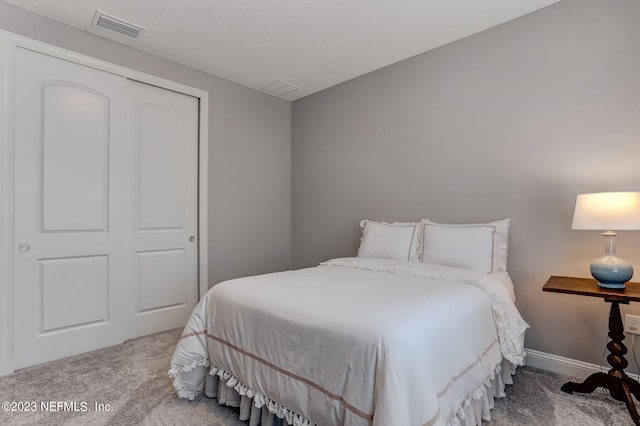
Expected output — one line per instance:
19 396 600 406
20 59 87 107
292 0 640 367
0 1 292 286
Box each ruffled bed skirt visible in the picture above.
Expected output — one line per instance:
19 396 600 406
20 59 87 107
195 358 516 426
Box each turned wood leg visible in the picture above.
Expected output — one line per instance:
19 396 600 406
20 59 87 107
606 301 629 380
561 372 611 395
560 300 640 426
627 375 640 401
621 381 640 426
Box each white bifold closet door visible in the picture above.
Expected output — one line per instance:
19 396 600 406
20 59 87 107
13 48 198 369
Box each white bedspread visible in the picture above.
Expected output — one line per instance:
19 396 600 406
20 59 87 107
170 258 529 426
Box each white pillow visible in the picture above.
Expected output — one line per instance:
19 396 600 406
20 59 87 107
357 220 421 261
419 218 510 273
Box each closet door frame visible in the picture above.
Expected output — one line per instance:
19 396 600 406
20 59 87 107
0 30 210 376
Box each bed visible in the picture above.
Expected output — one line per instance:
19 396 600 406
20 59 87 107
169 219 529 426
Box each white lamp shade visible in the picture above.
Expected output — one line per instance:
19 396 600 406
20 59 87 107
572 192 640 230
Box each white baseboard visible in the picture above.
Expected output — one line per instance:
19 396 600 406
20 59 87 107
525 347 640 381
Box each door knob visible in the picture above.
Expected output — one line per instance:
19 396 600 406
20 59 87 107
18 243 30 252
189 236 195 242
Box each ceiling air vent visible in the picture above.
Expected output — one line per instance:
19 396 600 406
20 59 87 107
260 80 299 97
92 11 146 39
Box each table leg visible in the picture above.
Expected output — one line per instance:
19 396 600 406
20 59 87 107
561 300 640 425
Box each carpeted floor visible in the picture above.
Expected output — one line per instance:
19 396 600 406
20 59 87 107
0 328 635 425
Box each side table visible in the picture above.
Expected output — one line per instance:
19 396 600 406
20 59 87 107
543 276 640 425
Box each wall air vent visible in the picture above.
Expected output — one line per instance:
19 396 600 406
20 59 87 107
260 80 299 97
92 11 146 39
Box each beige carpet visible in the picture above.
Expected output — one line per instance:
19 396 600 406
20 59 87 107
0 328 635 425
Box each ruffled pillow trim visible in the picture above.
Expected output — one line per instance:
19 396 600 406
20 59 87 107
209 365 317 426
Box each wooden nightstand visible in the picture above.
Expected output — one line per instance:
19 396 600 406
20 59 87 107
543 276 640 425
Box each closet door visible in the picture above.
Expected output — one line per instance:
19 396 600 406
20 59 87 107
12 48 200 368
126 80 199 337
13 48 130 368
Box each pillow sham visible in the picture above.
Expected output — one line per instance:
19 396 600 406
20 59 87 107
357 220 421 262
420 218 510 273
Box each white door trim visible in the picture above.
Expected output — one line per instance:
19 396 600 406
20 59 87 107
0 30 209 375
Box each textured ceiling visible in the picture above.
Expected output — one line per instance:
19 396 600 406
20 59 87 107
4 0 562 100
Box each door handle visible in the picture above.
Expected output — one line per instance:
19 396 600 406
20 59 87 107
189 236 195 242
18 243 30 252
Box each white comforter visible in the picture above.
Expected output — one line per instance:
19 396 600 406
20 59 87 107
170 258 529 426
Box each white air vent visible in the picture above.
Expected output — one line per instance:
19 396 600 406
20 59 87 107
260 80 299 97
92 11 146 39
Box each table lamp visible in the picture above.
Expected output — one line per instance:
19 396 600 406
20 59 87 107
571 192 640 289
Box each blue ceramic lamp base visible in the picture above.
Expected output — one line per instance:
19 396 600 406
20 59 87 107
590 255 633 290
